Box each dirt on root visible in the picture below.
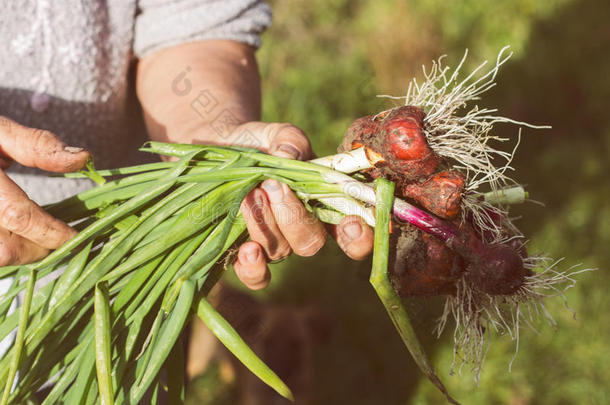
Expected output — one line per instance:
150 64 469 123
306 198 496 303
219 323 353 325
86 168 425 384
388 223 462 296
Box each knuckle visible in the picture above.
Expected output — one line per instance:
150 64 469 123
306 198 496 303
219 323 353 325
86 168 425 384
267 243 291 261
0 201 32 234
279 125 311 149
294 233 326 257
277 123 307 141
262 122 284 141
29 128 57 154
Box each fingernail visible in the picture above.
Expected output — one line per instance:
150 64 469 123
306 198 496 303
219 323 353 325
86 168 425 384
275 144 301 160
64 146 84 153
243 245 260 264
246 250 259 263
261 179 284 203
343 222 362 240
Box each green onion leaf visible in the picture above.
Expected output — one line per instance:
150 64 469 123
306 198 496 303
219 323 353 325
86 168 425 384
370 178 458 405
0 268 36 405
195 297 294 402
128 280 195 404
94 281 114 405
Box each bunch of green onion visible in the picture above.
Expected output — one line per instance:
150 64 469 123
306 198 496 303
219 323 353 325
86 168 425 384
0 142 468 404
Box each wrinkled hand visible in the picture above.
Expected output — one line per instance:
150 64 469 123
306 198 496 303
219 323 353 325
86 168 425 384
217 122 374 290
0 116 90 265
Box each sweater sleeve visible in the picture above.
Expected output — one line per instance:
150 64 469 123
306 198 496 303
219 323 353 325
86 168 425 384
133 0 272 58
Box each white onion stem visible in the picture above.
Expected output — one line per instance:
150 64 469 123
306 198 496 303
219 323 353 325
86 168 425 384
309 147 373 173
317 196 376 227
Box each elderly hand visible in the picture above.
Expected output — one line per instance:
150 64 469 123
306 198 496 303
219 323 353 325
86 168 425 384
223 121 374 290
136 40 374 290
0 116 90 265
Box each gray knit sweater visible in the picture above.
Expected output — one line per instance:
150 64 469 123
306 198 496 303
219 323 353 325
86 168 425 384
0 0 271 359
0 0 271 206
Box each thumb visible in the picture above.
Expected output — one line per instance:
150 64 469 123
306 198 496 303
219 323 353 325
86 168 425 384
229 122 313 161
0 116 90 172
328 215 374 261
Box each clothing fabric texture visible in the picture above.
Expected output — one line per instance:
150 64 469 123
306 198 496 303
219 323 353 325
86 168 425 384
0 0 271 356
0 0 271 205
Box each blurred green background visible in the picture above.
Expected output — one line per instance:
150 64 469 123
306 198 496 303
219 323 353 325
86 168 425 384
189 0 610 404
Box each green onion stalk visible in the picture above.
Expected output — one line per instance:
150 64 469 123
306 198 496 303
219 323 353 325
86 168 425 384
0 142 531 404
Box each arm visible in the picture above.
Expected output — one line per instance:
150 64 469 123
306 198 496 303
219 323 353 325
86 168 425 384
136 40 374 289
136 40 261 144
